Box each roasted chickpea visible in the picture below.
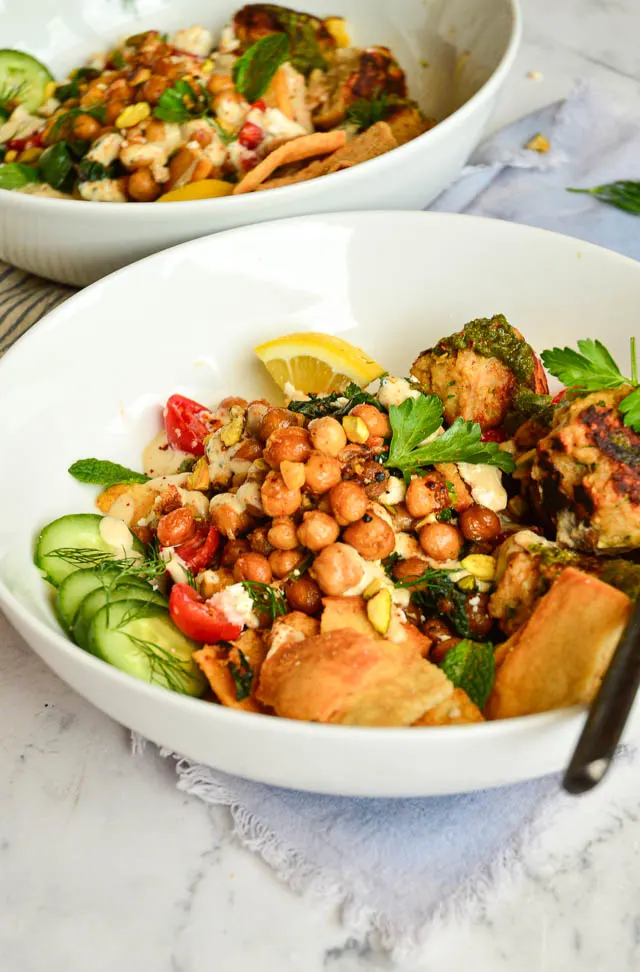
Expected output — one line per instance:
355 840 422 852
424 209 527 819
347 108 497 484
421 618 454 643
392 556 428 583
405 472 449 519
218 396 247 412
311 542 365 596
261 471 301 517
459 505 501 543
308 416 347 457
145 117 170 141
211 503 252 539
107 78 133 102
248 525 274 557
389 502 416 533
127 166 161 202
350 403 391 439
418 523 463 562
297 511 340 551
328 481 368 526
142 74 169 104
156 507 197 547
259 407 301 442
342 513 395 561
263 427 312 468
267 516 299 551
234 438 263 462
233 552 272 584
430 637 461 665
285 575 322 615
71 113 102 142
105 99 128 124
304 452 342 495
464 592 494 638
268 548 304 579
221 538 251 567
168 146 196 188
245 401 270 436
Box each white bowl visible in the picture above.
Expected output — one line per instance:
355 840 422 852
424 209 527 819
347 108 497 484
0 0 520 286
3 211 637 798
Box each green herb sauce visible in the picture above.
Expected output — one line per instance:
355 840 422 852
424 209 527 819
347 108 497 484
435 314 536 386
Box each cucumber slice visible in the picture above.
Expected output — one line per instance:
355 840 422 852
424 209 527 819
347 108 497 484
73 584 166 650
34 513 145 587
0 50 54 113
88 601 206 697
56 567 153 633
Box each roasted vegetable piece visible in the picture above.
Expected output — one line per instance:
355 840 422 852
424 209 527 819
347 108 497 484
310 46 407 130
411 314 549 430
530 387 640 553
233 4 335 74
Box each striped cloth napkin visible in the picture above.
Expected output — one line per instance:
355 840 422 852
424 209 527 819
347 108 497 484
0 262 72 356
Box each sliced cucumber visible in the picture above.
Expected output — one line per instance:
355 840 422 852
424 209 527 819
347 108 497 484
0 50 54 113
73 584 166 650
34 513 145 587
56 566 153 633
88 600 206 697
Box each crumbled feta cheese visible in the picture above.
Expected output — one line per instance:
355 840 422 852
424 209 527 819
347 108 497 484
119 141 166 170
88 50 108 71
171 25 214 57
394 532 421 560
245 105 307 146
38 97 60 117
216 95 248 132
283 382 309 402
218 23 240 53
0 105 43 143
342 554 410 609
377 376 421 409
379 475 406 506
457 462 508 512
87 133 124 165
208 583 260 629
78 179 127 202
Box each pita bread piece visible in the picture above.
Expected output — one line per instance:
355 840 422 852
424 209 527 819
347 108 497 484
194 629 267 712
233 130 346 194
414 688 485 725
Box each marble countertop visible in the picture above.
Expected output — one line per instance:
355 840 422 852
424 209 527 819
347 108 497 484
3 1 640 969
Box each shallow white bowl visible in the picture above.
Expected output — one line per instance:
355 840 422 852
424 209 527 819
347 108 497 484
2 211 638 797
0 0 519 286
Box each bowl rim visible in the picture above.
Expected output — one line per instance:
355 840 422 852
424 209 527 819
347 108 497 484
0 0 522 215
3 206 637 751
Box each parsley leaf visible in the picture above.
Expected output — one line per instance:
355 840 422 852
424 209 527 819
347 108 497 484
232 33 290 103
68 458 149 486
440 639 495 709
620 387 640 432
385 396 515 478
228 648 254 701
397 567 475 639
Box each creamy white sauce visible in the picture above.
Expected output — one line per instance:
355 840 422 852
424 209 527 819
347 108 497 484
457 462 508 512
377 377 421 409
78 179 127 202
99 516 141 559
342 553 410 609
209 492 246 516
236 480 263 515
143 431 190 478
208 583 259 629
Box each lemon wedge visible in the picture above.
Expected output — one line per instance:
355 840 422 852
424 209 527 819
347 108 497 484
157 179 233 202
254 332 385 395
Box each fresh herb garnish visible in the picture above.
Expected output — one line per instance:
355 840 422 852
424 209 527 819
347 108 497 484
567 181 640 215
111 50 127 70
385 394 515 480
440 639 495 709
232 32 290 103
48 548 166 584
0 162 40 190
436 507 454 523
49 104 107 144
382 552 400 578
289 551 314 581
154 79 210 123
76 158 116 183
55 67 101 102
68 458 149 486
242 581 287 621
396 567 476 639
123 632 200 693
228 648 253 701
541 337 640 433
259 6 328 74
288 382 383 420
38 142 76 191
0 80 27 121
346 91 408 131
211 119 238 145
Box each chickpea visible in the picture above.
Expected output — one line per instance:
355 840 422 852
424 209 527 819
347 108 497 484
430 637 461 665
405 472 449 519
154 55 182 79
261 471 302 517
263 427 312 468
221 538 251 567
269 548 304 579
146 117 170 141
245 401 270 436
190 157 214 183
459 505 501 543
211 503 252 539
191 126 213 148
233 552 272 584
286 575 322 616
350 403 391 439
142 74 169 104
248 525 274 557
168 147 196 188
259 407 302 442
71 113 102 142
342 513 395 561
304 452 342 495
421 618 453 644
392 556 428 583
418 523 463 562
389 503 416 533
106 99 128 124
297 511 340 551
311 542 364 596
309 416 347 457
218 396 248 412
234 438 263 462
267 516 299 551
464 592 494 638
156 507 197 547
107 78 134 102
128 167 161 202
328 481 368 526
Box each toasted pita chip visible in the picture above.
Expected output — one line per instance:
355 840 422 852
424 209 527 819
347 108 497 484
386 106 434 145
194 630 268 712
233 130 347 194
414 688 485 725
486 567 632 719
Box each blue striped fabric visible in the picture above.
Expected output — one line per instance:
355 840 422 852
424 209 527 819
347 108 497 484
0 261 74 356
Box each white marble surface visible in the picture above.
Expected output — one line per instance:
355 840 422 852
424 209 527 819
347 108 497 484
3 1 640 968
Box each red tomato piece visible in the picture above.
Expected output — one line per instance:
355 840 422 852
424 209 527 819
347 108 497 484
164 393 211 455
239 121 264 150
552 388 568 404
7 133 44 152
481 428 508 443
251 99 267 111
169 584 242 643
175 524 220 573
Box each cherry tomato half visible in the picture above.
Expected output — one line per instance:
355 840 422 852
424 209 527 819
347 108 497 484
481 428 508 443
164 394 211 455
551 388 568 405
169 584 242 643
175 524 220 573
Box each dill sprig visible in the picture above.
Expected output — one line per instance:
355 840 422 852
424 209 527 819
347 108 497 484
228 648 253 701
123 633 200 693
0 80 27 120
567 180 640 215
242 581 287 621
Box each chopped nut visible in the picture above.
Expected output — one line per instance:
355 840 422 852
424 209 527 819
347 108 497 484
220 416 244 446
343 415 370 444
460 554 496 582
363 577 385 600
366 588 392 634
456 574 477 592
525 133 550 153
131 68 152 86
116 102 151 128
187 456 210 491
280 460 305 490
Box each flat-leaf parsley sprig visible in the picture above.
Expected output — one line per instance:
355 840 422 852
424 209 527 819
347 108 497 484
541 337 640 433
384 394 516 481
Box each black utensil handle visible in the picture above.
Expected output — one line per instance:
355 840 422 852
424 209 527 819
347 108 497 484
563 597 640 795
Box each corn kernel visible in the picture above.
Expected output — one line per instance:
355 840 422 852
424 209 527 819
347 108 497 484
116 101 151 128
44 81 57 100
281 460 305 491
342 415 369 444
460 554 496 582
4 150 18 162
18 147 43 164
202 59 214 74
456 575 477 592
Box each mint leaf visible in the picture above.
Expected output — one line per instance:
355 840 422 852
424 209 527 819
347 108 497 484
619 386 640 433
541 339 627 391
440 639 495 709
232 33 290 103
0 162 40 190
69 459 149 486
